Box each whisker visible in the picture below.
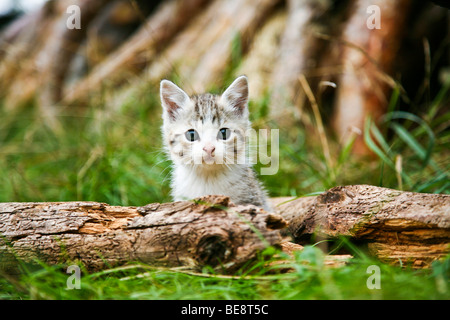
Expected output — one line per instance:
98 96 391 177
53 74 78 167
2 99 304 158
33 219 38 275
159 165 171 176
161 168 172 185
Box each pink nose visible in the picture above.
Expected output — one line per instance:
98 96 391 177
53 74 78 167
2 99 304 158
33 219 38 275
203 144 215 157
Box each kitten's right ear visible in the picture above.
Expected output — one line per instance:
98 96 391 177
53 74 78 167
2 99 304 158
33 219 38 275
160 80 190 121
220 75 249 116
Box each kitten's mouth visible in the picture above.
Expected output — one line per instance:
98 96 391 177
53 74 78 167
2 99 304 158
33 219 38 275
202 155 216 165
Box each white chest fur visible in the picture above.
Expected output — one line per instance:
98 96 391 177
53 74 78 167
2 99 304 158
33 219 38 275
171 164 247 201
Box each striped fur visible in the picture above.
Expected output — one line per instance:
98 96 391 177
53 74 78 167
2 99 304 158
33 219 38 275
160 76 271 211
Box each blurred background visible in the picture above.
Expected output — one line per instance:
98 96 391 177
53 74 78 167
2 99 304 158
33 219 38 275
0 0 448 205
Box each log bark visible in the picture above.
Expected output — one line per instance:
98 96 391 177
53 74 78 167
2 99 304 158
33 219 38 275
62 0 211 105
0 195 286 273
108 0 281 110
268 0 329 125
274 185 450 268
1 185 448 273
0 0 59 109
235 10 286 102
332 0 410 154
38 0 110 108
187 0 281 93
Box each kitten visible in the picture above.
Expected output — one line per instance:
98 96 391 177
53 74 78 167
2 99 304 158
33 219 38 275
160 76 271 211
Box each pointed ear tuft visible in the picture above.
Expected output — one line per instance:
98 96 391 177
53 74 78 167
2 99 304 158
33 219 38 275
160 80 190 121
220 76 249 116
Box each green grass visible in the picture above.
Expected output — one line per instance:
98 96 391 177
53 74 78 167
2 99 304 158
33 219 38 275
0 94 172 205
0 78 448 204
0 69 449 300
1 246 449 300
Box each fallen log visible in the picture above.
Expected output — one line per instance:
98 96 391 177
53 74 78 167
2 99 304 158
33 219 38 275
1 185 448 273
0 195 286 273
275 185 450 268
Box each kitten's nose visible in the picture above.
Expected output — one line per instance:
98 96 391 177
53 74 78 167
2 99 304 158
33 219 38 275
203 144 215 157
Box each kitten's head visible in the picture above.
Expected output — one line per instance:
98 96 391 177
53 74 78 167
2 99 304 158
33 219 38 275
160 76 251 168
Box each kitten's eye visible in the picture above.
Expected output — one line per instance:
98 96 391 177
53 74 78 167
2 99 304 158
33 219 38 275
185 129 199 142
217 128 231 140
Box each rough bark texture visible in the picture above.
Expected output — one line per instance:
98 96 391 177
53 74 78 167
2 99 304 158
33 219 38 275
0 195 286 273
1 185 448 272
274 185 450 268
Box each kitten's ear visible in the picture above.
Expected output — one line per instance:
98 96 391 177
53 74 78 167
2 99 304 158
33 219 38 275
220 76 249 116
160 80 190 121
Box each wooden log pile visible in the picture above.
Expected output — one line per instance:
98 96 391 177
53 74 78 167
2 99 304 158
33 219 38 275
1 185 448 273
0 0 446 154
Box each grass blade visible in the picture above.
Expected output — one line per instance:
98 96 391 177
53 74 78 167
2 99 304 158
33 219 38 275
385 111 436 168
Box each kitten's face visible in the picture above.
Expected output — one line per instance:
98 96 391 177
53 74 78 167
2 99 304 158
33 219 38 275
160 76 251 168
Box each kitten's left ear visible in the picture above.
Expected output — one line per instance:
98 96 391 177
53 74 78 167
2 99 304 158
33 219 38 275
220 76 249 116
160 79 190 121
